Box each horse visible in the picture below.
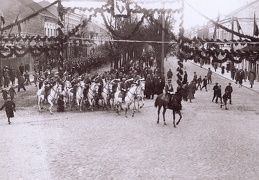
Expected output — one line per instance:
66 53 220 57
100 79 111 111
114 85 140 117
154 92 183 127
87 82 99 111
37 82 62 114
135 79 145 112
62 80 73 109
75 80 86 111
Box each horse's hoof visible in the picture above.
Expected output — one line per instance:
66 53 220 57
174 125 176 128
164 122 166 125
157 121 159 124
176 122 179 125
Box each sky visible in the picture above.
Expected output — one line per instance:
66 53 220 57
33 0 250 29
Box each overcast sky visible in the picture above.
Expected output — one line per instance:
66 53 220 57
32 0 250 29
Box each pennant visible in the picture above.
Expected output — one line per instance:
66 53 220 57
0 11 5 25
213 14 220 39
254 13 259 36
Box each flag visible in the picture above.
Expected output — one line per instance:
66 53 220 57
0 11 4 25
236 18 242 32
254 13 259 36
213 14 220 39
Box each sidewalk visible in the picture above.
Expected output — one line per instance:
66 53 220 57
189 60 259 94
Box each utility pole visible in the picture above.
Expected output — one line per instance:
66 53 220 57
161 2 165 76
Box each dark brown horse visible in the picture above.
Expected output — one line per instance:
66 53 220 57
154 92 182 127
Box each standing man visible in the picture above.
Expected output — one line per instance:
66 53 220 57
207 68 212 84
216 85 222 104
166 69 173 80
225 83 233 104
182 71 188 85
19 63 25 76
248 70 255 88
212 82 219 102
17 74 26 92
201 76 208 92
0 95 16 124
8 85 16 101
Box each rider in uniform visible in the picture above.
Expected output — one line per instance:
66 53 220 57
44 76 52 101
120 78 127 102
164 78 174 102
71 75 79 102
83 74 91 97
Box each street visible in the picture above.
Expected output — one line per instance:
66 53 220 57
0 57 259 180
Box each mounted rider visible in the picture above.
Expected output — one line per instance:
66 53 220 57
83 74 91 97
163 78 174 102
44 75 55 101
71 75 80 102
120 78 127 102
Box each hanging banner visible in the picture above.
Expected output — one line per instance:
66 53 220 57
113 0 129 17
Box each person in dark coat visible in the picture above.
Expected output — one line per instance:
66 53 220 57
144 74 153 99
157 76 165 95
182 71 188 85
0 96 16 124
2 89 8 101
220 91 229 110
9 68 16 86
201 76 208 91
216 85 222 104
17 75 26 92
225 83 233 104
166 69 173 80
19 63 24 76
8 85 16 101
212 82 219 102
57 95 65 112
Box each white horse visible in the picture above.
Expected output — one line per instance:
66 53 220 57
100 79 111 111
75 81 86 111
135 79 145 112
62 80 73 109
37 82 62 114
114 85 140 117
87 82 99 111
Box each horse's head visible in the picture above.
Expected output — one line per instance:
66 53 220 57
65 81 72 89
91 82 99 93
53 83 63 94
139 80 145 92
79 81 86 89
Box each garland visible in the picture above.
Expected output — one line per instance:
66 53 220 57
101 12 146 40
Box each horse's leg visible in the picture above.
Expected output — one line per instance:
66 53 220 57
38 97 42 112
173 110 176 128
140 97 144 108
131 102 135 117
176 111 182 125
48 99 54 115
79 98 83 112
157 106 161 124
125 103 128 118
162 106 166 125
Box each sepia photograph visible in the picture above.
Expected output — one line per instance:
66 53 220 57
0 0 259 179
